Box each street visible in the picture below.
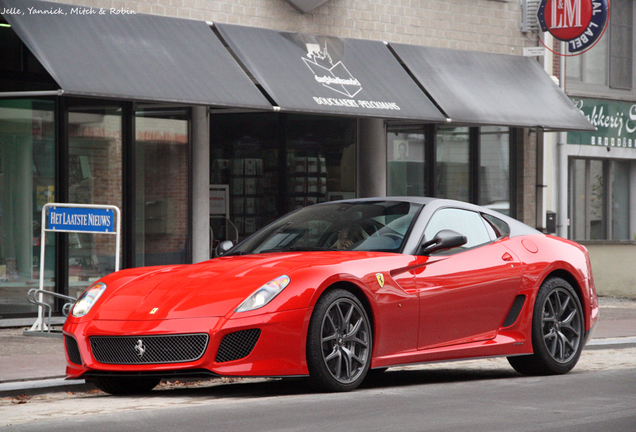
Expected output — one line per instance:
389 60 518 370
1 347 635 431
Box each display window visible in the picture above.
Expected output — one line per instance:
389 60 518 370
135 107 190 267
0 99 55 318
67 103 123 298
210 113 356 244
386 124 512 216
387 124 426 197
569 157 636 240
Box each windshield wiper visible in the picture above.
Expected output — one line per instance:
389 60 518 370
258 246 330 253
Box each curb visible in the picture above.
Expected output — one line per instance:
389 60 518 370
0 378 94 398
1 338 634 397
585 336 636 350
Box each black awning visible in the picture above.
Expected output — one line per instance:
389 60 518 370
389 44 595 131
0 0 271 109
214 24 447 122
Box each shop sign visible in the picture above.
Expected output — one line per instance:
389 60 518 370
568 98 636 148
48 206 116 233
302 43 401 112
537 0 610 54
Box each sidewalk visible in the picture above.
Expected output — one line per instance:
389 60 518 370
1 296 635 396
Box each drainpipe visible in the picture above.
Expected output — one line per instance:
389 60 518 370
557 41 568 238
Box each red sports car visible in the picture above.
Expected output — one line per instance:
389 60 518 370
63 198 599 395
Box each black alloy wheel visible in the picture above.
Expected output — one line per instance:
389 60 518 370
508 277 584 376
306 289 372 392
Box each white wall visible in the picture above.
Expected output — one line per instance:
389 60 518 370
585 243 636 299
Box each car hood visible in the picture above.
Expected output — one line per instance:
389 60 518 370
92 251 409 321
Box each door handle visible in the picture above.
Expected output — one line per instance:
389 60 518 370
502 252 514 262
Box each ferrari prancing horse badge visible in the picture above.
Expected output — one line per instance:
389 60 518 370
376 273 385 288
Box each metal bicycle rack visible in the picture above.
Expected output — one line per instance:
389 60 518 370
24 289 77 338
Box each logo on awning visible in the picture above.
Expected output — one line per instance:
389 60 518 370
303 44 362 98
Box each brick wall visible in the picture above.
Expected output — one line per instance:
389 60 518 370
45 0 529 54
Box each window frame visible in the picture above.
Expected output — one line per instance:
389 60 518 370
565 0 636 98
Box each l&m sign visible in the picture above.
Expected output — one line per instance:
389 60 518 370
48 206 116 233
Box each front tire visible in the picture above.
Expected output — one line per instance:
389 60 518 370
91 376 160 395
508 277 584 376
306 289 372 392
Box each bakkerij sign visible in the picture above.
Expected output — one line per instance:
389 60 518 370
568 97 636 148
48 206 116 233
538 0 609 54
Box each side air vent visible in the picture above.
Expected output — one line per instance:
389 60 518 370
65 335 83 366
503 295 526 327
216 329 261 363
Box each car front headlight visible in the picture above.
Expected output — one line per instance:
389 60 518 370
71 282 107 317
235 275 290 313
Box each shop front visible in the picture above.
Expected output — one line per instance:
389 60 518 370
0 0 593 322
565 97 636 298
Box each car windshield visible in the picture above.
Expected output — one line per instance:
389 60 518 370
230 201 423 255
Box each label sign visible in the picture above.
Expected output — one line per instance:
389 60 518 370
537 0 609 54
48 207 116 233
568 97 636 148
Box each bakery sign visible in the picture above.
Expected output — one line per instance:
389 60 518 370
538 0 610 54
302 43 401 111
568 98 636 148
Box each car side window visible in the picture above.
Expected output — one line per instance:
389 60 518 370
424 208 493 249
482 213 510 238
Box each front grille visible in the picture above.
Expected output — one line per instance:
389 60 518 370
65 335 82 365
90 333 209 365
216 329 261 363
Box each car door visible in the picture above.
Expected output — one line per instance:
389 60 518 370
414 208 523 350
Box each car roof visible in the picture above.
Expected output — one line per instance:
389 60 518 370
316 196 541 238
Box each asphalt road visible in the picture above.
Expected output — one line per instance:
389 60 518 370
2 348 635 432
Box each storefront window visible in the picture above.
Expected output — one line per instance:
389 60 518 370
135 106 189 267
571 159 587 240
211 114 280 243
387 125 425 196
435 126 469 202
479 127 510 215
211 113 356 244
286 115 356 210
589 160 606 239
569 158 625 241
611 161 630 240
0 99 55 317
67 104 122 298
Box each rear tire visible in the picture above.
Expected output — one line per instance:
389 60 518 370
306 289 372 392
508 277 584 376
92 377 160 395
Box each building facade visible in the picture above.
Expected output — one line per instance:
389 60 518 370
542 0 636 298
0 0 600 323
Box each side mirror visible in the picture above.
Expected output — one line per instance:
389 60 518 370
215 240 234 257
420 229 467 255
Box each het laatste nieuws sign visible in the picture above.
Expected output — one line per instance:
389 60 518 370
48 206 116 233
568 98 636 148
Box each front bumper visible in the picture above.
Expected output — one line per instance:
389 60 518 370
63 308 311 380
